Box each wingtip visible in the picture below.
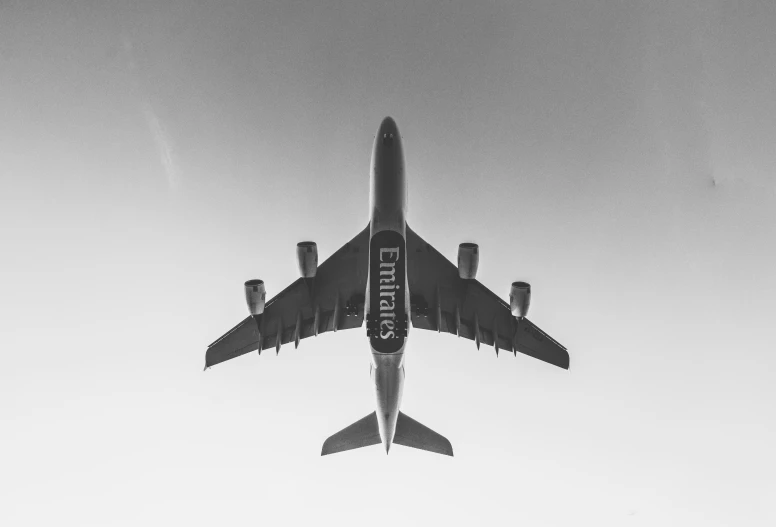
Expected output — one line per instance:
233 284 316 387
557 351 571 370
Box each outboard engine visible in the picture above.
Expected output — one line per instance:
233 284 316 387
510 281 531 318
296 241 318 278
457 243 479 280
245 279 266 316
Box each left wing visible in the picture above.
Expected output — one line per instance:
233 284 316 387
205 224 370 368
406 225 569 369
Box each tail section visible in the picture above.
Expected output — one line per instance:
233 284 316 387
394 412 453 456
321 411 453 456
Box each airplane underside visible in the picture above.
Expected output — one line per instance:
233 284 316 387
204 116 569 457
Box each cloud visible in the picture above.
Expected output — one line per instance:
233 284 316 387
140 101 181 191
122 36 181 191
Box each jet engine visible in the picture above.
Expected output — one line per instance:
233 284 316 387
510 281 531 318
245 279 266 316
457 243 479 280
296 241 318 278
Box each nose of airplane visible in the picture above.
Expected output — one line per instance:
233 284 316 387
378 116 399 139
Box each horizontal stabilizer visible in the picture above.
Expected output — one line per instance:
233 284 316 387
321 412 381 456
321 411 454 456
394 412 453 456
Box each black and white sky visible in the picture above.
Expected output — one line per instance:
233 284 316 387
2 1 775 525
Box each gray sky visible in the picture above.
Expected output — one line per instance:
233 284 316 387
2 1 775 525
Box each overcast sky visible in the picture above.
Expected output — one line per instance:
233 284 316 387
2 1 775 526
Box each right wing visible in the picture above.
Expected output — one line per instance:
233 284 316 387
406 225 569 369
205 224 370 368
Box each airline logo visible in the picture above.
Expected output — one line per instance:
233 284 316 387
369 230 406 353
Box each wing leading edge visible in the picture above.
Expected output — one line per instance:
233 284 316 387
205 224 371 368
406 225 569 369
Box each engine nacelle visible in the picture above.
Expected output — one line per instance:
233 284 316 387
296 241 318 278
457 243 479 280
510 281 531 318
245 279 266 316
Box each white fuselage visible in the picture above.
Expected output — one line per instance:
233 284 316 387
365 117 409 453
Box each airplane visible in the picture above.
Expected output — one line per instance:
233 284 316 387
205 116 570 457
